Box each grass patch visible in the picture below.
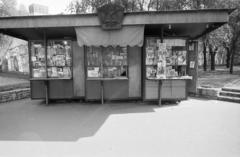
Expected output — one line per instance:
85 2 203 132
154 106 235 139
198 66 240 88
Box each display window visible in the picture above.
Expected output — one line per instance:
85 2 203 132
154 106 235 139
30 40 72 79
86 46 128 79
30 41 46 78
47 40 72 78
145 37 187 79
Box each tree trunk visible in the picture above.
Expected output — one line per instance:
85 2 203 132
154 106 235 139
131 1 135 11
230 45 235 74
222 41 231 68
147 0 152 11
209 45 216 71
229 34 239 74
226 47 230 68
203 42 207 71
210 52 216 71
156 0 159 11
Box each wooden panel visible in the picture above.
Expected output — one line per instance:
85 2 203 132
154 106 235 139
86 80 101 100
161 87 172 99
30 80 45 99
145 80 158 99
171 80 186 87
187 41 198 94
104 80 128 100
48 80 73 99
172 80 186 99
128 46 142 98
161 80 172 99
72 41 85 97
145 79 187 100
172 87 186 99
162 80 172 87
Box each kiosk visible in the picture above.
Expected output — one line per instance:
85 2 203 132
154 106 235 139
0 4 232 104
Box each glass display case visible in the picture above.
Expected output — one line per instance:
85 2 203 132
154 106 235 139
86 46 128 79
144 37 191 102
145 37 187 79
30 41 47 78
87 47 102 78
47 40 72 78
30 40 72 79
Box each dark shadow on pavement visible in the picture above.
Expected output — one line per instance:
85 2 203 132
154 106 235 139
0 99 173 142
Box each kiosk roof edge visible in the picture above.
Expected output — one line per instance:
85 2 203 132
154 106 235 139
0 9 231 40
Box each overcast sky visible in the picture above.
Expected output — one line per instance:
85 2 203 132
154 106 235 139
17 0 72 14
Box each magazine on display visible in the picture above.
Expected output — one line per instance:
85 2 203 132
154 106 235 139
177 51 187 65
88 67 100 78
31 43 47 78
87 47 128 78
146 38 189 79
31 40 72 79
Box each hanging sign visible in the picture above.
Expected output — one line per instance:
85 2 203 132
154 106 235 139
190 61 195 68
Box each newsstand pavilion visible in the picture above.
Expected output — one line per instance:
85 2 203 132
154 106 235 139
0 4 233 104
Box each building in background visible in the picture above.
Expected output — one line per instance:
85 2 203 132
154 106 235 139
1 38 29 74
6 45 29 73
0 3 48 74
29 3 48 15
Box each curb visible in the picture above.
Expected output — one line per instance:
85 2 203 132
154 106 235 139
0 86 234 103
195 87 220 99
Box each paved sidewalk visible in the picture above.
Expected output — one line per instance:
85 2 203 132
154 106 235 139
0 98 240 157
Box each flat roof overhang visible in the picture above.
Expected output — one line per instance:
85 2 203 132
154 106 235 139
0 9 233 40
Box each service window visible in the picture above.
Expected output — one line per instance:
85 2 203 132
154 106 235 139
86 46 128 79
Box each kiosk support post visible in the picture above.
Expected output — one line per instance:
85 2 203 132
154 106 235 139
101 80 104 105
44 30 49 105
158 80 162 106
158 26 164 106
44 80 49 105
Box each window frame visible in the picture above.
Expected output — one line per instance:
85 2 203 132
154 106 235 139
145 37 188 79
86 46 129 79
29 39 73 80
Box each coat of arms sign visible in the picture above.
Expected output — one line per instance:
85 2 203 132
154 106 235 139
97 3 125 30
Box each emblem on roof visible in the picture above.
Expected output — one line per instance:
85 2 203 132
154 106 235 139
97 3 124 30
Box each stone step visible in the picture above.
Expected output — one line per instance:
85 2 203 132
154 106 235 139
222 87 240 93
217 95 240 103
219 91 240 98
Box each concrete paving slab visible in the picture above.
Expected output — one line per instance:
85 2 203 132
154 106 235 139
0 98 240 157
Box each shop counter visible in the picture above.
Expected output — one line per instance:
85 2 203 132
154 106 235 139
146 77 192 105
30 78 73 104
87 77 128 81
86 78 129 104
